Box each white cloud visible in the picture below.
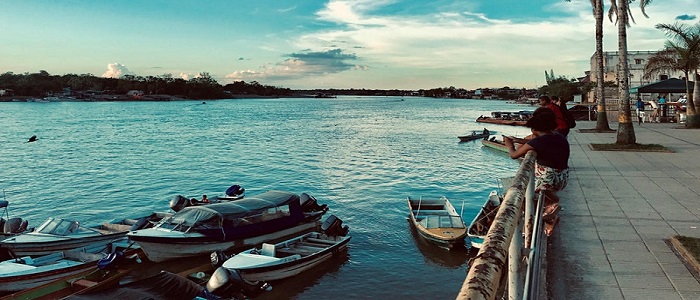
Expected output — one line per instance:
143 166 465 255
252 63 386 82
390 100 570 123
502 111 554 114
101 63 134 78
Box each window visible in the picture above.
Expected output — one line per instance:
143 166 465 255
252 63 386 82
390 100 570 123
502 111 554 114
660 75 669 80
635 59 643 64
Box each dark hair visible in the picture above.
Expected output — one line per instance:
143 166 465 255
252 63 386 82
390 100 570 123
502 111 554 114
538 95 551 103
526 107 557 131
551 96 559 101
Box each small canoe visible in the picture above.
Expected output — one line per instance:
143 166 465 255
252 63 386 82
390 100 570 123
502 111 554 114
467 191 502 249
407 196 467 250
458 129 491 142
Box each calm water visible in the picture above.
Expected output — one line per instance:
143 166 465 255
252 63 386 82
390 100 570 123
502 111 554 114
0 97 532 299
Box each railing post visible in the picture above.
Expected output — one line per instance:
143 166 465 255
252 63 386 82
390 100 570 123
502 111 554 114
508 211 523 300
457 152 537 300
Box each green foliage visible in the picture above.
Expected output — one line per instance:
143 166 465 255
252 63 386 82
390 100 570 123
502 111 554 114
538 75 581 102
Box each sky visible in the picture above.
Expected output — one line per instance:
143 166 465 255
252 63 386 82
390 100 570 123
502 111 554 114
1 0 699 90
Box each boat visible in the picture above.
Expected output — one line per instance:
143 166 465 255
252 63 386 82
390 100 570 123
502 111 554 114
217 184 246 200
476 111 532 126
0 200 31 241
406 196 467 250
481 136 509 153
0 238 142 294
127 190 329 263
210 214 350 283
466 177 513 249
458 129 491 142
0 212 169 257
466 191 502 249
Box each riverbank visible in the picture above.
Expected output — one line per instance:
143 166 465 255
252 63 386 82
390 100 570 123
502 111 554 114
548 121 700 299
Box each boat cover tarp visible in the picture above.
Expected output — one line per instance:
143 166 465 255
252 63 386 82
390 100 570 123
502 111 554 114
168 190 300 227
634 78 695 93
66 271 203 300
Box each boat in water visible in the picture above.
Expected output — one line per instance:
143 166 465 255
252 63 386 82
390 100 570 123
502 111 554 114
476 111 532 126
0 238 141 294
407 196 467 250
0 212 169 257
169 184 247 212
458 128 491 142
211 214 350 283
127 190 329 263
466 191 502 249
0 200 30 242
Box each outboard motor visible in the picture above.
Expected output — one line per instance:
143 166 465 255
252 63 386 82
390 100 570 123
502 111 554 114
97 250 125 271
225 185 245 198
210 250 229 268
170 195 190 212
300 193 328 213
321 214 349 237
205 267 271 299
4 217 28 234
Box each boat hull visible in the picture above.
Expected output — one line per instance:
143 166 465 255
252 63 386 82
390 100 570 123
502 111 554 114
467 191 501 249
407 197 467 250
131 221 321 263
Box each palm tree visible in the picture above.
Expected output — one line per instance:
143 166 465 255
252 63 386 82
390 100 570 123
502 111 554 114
609 0 652 144
593 0 612 130
645 22 700 128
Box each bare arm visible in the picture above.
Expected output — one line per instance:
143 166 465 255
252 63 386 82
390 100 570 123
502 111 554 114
503 135 534 159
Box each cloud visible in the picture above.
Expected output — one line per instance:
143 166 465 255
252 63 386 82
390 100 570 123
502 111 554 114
102 63 134 78
225 49 368 82
676 14 696 21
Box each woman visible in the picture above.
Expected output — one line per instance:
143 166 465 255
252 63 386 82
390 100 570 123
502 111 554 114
503 108 570 236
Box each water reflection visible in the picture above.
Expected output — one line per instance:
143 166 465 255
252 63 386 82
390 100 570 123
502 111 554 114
256 251 350 299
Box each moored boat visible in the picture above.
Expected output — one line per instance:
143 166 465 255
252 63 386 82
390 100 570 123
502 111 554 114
0 238 141 294
407 196 467 250
127 190 329 263
458 128 491 142
466 191 502 249
211 214 350 282
0 212 169 257
0 200 31 242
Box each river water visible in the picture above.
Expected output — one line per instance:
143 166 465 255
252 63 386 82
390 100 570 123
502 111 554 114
0 96 533 299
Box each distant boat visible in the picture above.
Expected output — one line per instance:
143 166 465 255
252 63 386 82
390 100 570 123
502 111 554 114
407 196 467 250
476 111 532 126
27 135 38 143
458 129 491 142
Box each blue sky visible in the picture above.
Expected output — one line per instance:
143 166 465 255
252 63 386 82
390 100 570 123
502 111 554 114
1 0 699 90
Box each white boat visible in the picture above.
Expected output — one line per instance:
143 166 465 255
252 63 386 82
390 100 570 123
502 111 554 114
0 238 139 292
407 196 467 250
128 190 329 263
0 212 168 257
209 215 350 284
466 191 502 249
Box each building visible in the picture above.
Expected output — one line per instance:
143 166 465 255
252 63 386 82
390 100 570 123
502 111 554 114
587 50 686 101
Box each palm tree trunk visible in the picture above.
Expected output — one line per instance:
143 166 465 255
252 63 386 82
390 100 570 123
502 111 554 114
687 72 700 128
615 0 636 144
594 0 611 130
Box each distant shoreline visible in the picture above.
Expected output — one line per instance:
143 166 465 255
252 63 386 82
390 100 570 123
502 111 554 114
0 94 324 102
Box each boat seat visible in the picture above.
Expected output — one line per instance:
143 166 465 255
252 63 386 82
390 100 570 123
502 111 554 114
413 210 450 216
261 243 275 257
72 279 97 289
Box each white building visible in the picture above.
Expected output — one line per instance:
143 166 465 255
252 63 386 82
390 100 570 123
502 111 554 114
588 50 687 101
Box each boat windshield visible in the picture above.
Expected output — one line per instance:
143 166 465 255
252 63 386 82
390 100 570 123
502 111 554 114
35 218 80 235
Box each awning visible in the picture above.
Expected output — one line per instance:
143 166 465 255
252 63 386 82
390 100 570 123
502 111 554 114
634 78 694 93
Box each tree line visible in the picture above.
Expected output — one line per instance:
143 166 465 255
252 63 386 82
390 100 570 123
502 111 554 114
0 71 294 99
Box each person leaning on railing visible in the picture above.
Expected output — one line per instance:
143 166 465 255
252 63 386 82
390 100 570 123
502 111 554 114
502 107 570 236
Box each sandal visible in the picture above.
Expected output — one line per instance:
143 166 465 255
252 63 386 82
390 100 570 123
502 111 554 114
542 204 560 222
544 216 560 237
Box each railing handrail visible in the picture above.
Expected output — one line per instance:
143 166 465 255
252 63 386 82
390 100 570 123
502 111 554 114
457 151 538 300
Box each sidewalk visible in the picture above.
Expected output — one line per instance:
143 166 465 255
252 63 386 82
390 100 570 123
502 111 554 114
548 121 700 300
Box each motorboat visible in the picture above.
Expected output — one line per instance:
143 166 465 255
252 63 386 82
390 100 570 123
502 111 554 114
458 129 491 142
407 196 467 250
127 190 329 263
210 215 350 282
0 212 169 257
169 184 246 212
0 238 141 293
0 200 30 241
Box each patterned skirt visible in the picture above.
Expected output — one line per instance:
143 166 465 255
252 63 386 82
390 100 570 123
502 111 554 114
534 163 569 192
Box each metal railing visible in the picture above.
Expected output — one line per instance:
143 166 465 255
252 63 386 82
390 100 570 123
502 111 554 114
457 151 548 300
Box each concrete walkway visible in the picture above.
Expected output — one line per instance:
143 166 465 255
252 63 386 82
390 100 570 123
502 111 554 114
548 121 700 300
